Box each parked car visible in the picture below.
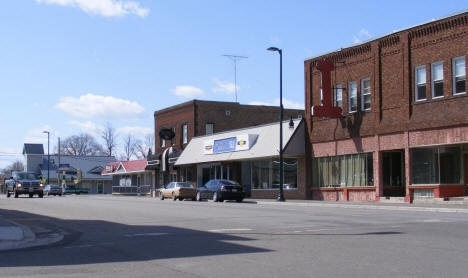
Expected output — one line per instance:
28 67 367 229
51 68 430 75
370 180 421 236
43 184 63 196
5 171 44 198
196 179 244 202
160 182 197 201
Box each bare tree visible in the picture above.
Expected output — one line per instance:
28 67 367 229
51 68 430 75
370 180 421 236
122 134 138 161
101 122 118 156
61 133 104 156
136 134 155 158
1 160 24 179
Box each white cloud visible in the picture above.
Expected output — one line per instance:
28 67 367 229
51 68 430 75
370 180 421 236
55 93 145 119
212 79 237 94
249 98 304 110
117 126 152 137
171 86 205 98
35 0 149 18
69 120 104 137
353 29 371 43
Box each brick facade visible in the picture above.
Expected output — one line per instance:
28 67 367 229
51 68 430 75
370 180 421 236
305 11 468 202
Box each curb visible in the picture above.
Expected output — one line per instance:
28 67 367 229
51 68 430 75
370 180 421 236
254 200 468 214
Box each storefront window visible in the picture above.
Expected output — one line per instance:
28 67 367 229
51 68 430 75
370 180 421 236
252 159 298 190
411 146 461 185
312 153 373 188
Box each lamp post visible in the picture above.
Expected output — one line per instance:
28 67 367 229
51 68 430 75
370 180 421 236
267 47 285 202
43 131 50 184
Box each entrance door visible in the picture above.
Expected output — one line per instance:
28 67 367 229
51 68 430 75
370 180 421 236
97 182 103 194
382 150 405 197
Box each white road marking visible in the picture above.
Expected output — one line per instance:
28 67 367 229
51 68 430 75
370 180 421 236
125 232 168 237
208 228 252 232
421 219 441 223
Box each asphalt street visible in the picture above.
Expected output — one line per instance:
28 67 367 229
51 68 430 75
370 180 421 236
1 195 468 278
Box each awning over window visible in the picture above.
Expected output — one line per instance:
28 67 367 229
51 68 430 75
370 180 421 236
175 119 304 166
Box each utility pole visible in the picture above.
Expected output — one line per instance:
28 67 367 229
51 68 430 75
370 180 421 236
222 54 248 103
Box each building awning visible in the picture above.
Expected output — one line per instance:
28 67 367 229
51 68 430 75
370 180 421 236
175 119 304 166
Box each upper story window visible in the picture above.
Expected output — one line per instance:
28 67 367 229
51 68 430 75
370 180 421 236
453 56 466 95
334 85 343 108
348 81 357 113
431 62 444 98
160 136 165 148
415 65 427 101
171 127 175 145
361 78 371 111
182 124 188 144
206 123 214 135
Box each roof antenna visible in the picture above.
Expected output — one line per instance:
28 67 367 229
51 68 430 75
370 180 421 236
222 54 248 103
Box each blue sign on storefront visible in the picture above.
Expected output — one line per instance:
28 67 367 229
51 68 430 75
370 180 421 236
213 137 237 153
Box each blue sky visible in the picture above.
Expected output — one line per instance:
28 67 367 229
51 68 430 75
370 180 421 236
0 0 466 167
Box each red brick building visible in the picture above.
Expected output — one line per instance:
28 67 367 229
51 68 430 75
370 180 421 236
305 11 468 202
149 100 304 190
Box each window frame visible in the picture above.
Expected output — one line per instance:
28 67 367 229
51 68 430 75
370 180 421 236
334 84 343 108
182 124 188 144
415 65 427 102
348 81 357 113
206 123 214 135
452 56 466 95
431 61 444 99
361 78 371 111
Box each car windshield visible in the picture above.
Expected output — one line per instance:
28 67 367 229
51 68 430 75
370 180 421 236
50 185 60 189
176 183 193 188
219 180 239 186
14 173 38 180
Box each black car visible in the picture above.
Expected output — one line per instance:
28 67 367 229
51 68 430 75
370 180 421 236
196 179 244 202
5 171 44 198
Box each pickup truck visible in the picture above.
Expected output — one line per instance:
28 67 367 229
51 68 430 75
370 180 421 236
5 171 44 198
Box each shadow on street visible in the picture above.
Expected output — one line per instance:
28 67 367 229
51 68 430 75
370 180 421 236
0 209 271 267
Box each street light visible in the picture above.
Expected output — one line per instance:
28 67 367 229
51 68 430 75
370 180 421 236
43 131 50 184
267 46 285 202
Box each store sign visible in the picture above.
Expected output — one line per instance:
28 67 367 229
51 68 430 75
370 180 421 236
311 59 342 118
204 134 258 155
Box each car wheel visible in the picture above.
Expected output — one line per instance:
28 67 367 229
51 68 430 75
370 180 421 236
196 192 202 201
236 198 243 202
59 194 62 196
6 191 10 198
29 193 33 198
39 193 43 198
160 192 165 200
178 197 183 201
14 192 18 198
172 193 177 201
212 192 218 202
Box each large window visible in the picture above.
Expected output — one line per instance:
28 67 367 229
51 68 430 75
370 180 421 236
431 62 444 98
171 127 176 145
348 81 357 112
312 153 373 188
334 84 343 108
453 56 466 95
160 136 165 148
411 146 461 185
361 78 371 111
415 65 427 101
252 159 298 190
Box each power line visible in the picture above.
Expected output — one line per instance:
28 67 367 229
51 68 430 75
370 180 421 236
222 54 248 103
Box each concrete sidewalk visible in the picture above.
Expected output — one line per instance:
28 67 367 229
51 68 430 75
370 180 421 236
249 197 468 213
0 217 37 251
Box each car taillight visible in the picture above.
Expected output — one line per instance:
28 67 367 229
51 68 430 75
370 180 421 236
221 186 226 192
